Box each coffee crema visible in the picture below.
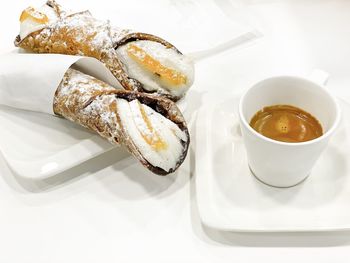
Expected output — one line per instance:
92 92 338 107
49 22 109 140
249 105 323 143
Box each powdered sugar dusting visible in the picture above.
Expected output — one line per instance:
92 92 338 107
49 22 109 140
19 3 120 75
54 68 188 172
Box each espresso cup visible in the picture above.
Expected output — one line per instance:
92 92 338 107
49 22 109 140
238 71 341 187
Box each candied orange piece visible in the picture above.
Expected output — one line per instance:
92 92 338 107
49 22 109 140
127 44 187 86
20 7 49 24
137 101 168 151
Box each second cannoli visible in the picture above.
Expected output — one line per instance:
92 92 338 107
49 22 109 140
15 0 195 101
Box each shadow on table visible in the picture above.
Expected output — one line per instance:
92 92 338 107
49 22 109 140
200 225 350 247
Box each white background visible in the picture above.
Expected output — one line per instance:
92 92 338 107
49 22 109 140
1 0 350 262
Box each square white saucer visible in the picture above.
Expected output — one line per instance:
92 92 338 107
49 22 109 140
195 95 350 232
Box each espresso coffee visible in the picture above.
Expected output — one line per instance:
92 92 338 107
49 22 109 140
250 105 323 143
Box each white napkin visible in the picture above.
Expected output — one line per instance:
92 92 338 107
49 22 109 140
0 52 121 115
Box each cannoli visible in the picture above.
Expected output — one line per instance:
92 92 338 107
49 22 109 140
15 0 195 101
54 68 190 175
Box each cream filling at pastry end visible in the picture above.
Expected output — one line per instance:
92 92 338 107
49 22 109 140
116 98 187 172
116 40 195 97
19 5 59 40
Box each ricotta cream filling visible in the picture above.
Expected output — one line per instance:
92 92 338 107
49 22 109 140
117 98 187 171
116 40 194 97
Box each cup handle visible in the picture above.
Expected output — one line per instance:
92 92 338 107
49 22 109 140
308 69 329 86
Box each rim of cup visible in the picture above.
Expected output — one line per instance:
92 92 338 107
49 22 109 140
238 75 342 147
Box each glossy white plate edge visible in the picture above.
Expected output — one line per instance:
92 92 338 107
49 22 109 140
195 96 350 233
2 135 116 180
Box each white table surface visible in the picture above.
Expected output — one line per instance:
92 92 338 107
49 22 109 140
1 0 350 262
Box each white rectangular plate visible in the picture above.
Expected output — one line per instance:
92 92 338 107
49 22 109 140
0 105 118 179
195 95 350 232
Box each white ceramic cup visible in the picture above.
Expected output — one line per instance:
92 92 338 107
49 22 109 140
238 71 341 187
